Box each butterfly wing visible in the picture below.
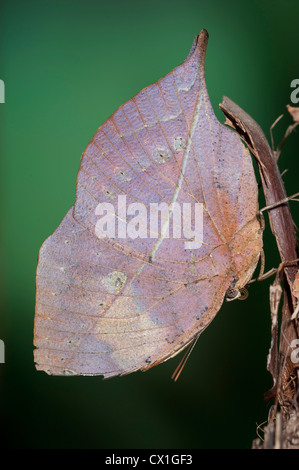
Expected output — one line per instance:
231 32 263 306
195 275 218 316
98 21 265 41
34 30 262 377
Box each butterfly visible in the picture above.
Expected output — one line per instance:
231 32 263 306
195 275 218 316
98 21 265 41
34 29 263 378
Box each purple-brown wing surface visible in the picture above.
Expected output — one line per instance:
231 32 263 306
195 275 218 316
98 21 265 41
34 30 263 377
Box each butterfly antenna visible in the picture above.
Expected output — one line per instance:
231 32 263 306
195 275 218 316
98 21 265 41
171 335 200 382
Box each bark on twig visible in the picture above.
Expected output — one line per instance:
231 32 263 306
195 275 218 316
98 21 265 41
219 97 299 449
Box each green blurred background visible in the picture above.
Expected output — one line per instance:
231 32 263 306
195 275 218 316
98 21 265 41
1 0 298 449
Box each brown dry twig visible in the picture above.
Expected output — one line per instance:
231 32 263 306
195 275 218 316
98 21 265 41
220 97 299 449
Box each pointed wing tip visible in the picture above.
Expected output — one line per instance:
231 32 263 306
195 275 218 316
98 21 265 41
187 29 209 57
198 28 209 43
186 29 209 75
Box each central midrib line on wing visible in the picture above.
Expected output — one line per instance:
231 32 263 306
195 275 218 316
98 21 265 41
149 92 202 259
129 91 203 283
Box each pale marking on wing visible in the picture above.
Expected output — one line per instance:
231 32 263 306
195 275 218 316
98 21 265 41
116 103 202 204
110 109 185 202
92 132 168 204
144 87 198 208
124 96 205 210
176 68 199 92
